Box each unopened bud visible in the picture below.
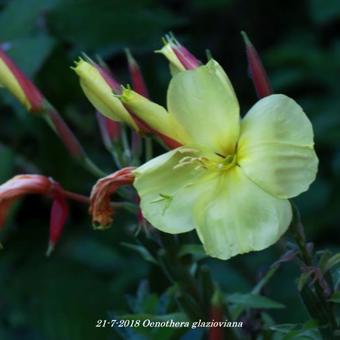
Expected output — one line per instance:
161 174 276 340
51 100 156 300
241 31 272 98
0 49 44 112
72 58 138 130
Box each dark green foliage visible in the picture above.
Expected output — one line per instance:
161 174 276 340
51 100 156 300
0 0 339 339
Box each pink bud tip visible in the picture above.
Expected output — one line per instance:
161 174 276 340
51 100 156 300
47 184 69 256
209 291 225 340
125 49 149 98
0 49 44 112
94 63 121 94
241 31 273 98
167 34 201 70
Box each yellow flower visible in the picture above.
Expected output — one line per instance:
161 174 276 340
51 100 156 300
128 59 318 260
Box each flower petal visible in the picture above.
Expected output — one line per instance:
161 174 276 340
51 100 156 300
133 147 213 233
238 94 318 199
194 166 292 260
167 59 240 155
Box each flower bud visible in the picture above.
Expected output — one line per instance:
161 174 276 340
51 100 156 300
241 31 272 98
47 183 69 256
72 58 138 130
209 290 225 340
120 87 187 148
0 49 43 112
125 49 149 98
156 34 201 74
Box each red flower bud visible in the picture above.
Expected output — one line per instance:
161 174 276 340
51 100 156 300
47 183 69 256
94 63 121 94
0 48 44 112
241 31 272 98
126 49 149 98
170 37 201 70
208 291 225 340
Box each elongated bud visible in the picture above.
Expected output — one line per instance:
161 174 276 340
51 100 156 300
241 31 272 98
125 49 149 98
72 58 138 130
0 49 44 112
90 167 135 229
96 112 121 150
209 290 225 340
120 88 187 148
156 34 201 74
46 184 69 256
0 50 99 174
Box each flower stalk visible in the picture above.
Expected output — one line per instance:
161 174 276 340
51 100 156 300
290 204 338 338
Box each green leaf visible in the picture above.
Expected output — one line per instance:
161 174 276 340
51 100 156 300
0 144 15 181
48 0 184 53
324 253 340 273
4 35 56 77
310 0 340 24
269 320 320 339
121 242 158 265
0 0 59 40
226 293 285 309
328 291 340 303
177 244 207 261
252 265 280 294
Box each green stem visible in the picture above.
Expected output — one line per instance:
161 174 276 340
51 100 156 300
42 106 106 178
290 203 337 337
83 156 106 177
145 137 153 161
121 125 131 163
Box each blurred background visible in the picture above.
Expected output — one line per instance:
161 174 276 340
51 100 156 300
0 0 339 339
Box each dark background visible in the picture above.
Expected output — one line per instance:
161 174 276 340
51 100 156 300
0 0 339 339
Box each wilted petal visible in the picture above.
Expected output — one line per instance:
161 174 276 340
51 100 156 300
193 167 292 260
167 59 240 156
238 94 318 199
0 175 53 229
90 167 135 229
0 175 52 201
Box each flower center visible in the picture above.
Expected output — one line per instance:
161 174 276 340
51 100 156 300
174 150 237 172
215 153 237 171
